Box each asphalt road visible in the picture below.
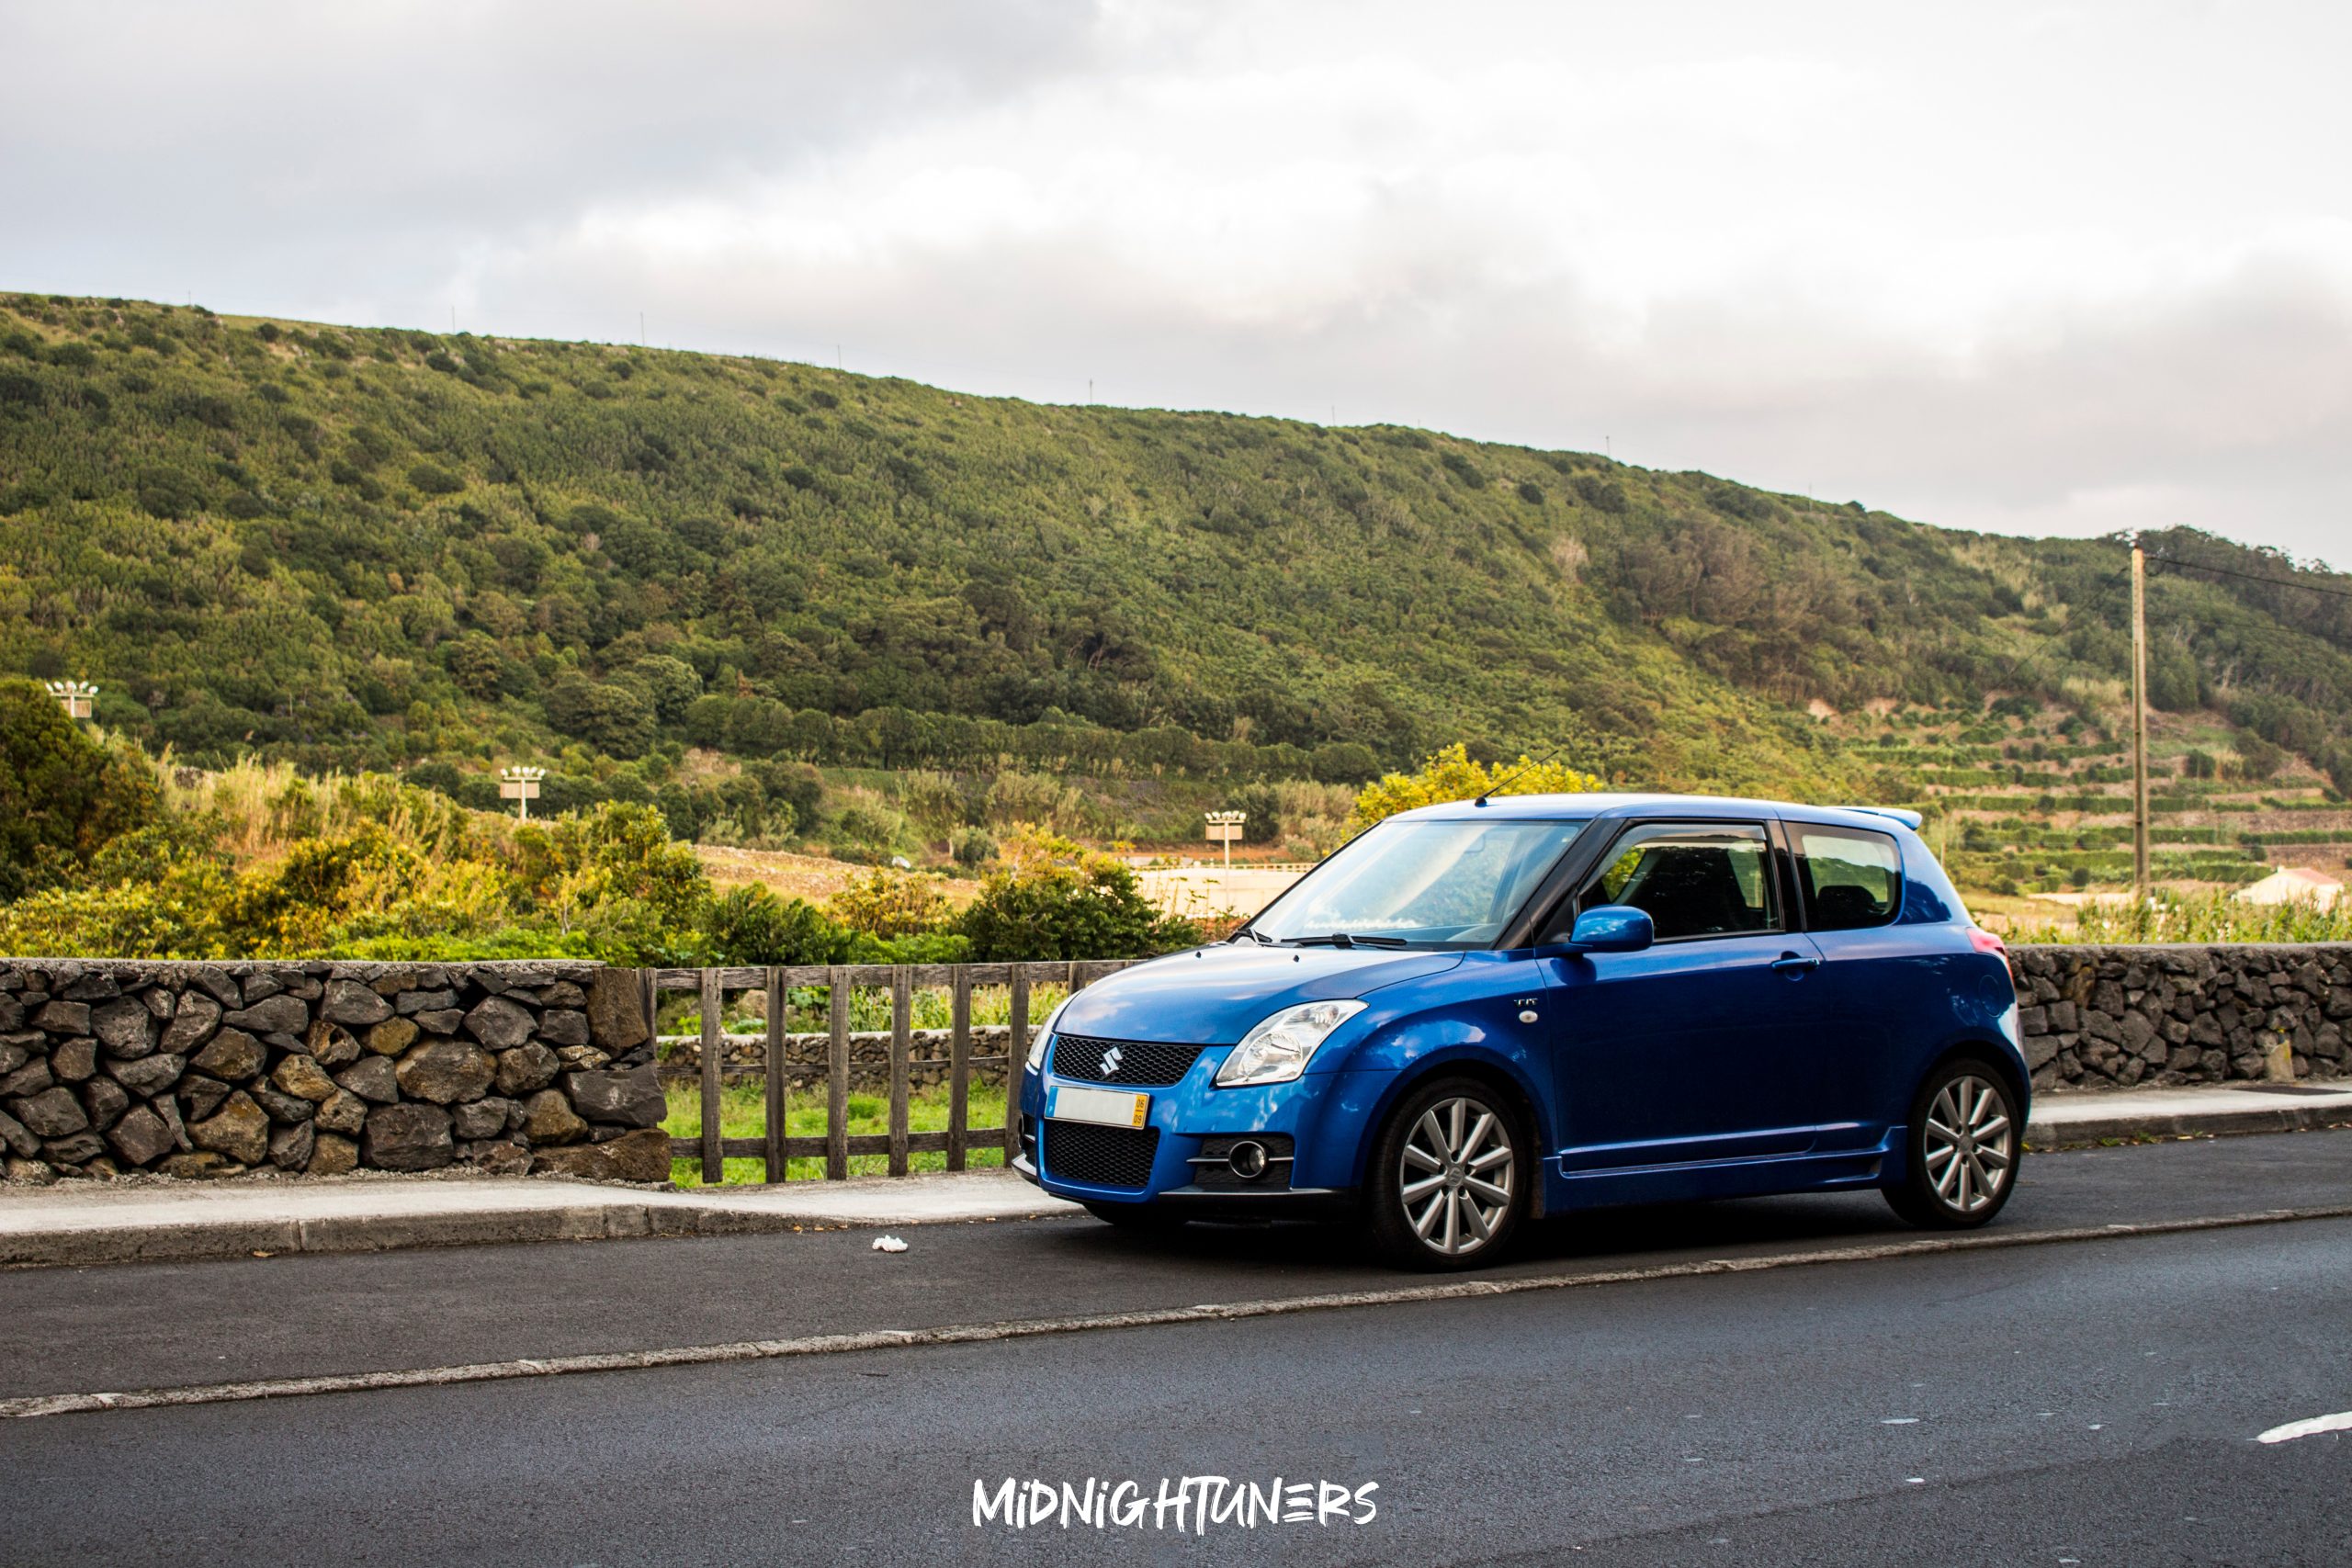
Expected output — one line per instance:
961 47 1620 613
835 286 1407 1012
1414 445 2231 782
4 1133 2349 1565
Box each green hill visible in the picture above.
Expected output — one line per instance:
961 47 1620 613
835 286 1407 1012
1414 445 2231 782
2 291 2349 879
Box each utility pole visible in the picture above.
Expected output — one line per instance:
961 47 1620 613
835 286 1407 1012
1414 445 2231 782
2130 539 2150 899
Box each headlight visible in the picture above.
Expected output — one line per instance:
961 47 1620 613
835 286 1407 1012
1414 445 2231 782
1026 997 1072 1073
1214 999 1367 1087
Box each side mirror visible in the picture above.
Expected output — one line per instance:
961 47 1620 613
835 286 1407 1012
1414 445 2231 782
1569 905 1654 953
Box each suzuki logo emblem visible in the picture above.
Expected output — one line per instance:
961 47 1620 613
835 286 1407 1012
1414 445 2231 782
1100 1044 1125 1077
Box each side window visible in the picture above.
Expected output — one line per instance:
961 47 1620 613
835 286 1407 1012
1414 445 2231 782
1581 823 1778 942
1792 826 1903 931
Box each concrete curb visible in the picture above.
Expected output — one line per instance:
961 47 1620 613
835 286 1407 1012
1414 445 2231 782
0 1191 1080 1269
2027 1101 2352 1148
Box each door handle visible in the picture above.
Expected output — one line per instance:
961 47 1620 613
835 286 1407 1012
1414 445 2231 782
1771 952 1822 976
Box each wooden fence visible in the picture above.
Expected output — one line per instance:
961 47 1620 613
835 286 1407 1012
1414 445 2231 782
644 961 1138 1184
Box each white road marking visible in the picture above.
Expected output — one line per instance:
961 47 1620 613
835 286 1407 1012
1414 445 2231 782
2256 1411 2352 1444
5 1204 2350 1422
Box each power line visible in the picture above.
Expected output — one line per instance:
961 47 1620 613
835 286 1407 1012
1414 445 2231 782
2142 554 2352 602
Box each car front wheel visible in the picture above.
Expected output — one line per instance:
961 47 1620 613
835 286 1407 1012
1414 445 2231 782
1366 1077 1528 1269
1884 1059 2021 1228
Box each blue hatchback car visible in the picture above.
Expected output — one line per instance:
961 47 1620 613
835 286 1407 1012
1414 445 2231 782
1015 794 2028 1268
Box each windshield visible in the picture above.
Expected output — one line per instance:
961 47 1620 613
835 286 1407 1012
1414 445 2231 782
1247 817 1589 949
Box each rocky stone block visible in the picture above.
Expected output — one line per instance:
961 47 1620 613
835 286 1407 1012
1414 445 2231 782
365 1017 419 1056
178 1075 232 1121
0 1106 40 1157
43 1131 107 1166
463 997 536 1051
268 1120 315 1171
394 988 459 1016
251 1084 317 1124
397 1040 496 1103
520 1089 588 1145
33 1000 91 1034
538 1009 591 1048
495 1042 560 1097
362 1102 454 1171
6 1156 56 1184
307 1132 359 1176
107 1052 185 1097
107 1105 175 1167
1 1058 54 1098
334 1055 400 1103
159 993 222 1054
50 1037 97 1082
586 968 650 1051
314 1088 368 1135
451 1097 515 1140
531 1126 669 1183
190 1028 267 1082
272 1053 338 1103
412 1009 465 1035
305 1020 363 1068
321 979 394 1028
188 1090 270 1165
80 1076 129 1131
90 998 155 1058
563 1066 665 1128
465 1140 533 1175
158 1150 243 1179
11 1085 90 1139
222 995 309 1038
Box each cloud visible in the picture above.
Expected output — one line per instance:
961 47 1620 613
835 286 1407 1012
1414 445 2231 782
4 0 2347 565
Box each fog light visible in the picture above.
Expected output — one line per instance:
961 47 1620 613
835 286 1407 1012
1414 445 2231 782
1227 1139 1269 1180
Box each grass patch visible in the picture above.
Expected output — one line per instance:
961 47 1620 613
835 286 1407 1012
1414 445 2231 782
663 1078 1013 1185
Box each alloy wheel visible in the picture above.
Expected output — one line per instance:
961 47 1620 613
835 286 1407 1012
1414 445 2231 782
1397 1096 1516 1256
1922 1073 2014 1214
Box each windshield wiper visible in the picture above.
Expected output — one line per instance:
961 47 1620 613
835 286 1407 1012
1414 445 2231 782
1284 933 1411 949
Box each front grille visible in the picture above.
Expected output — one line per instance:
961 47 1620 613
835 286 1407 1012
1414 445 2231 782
1049 1034 1208 1088
1043 1121 1161 1189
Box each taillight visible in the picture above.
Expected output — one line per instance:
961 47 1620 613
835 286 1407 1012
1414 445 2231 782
1969 926 2013 980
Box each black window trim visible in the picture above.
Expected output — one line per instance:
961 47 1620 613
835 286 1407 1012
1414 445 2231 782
1552 816 1786 946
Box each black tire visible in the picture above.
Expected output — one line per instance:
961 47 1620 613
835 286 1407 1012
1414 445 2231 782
1364 1076 1529 1269
1883 1056 2022 1229
1082 1200 1189 1233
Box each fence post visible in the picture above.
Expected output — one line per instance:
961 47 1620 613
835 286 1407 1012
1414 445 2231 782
888 964 912 1177
763 964 786 1184
698 968 723 1186
1003 964 1031 1168
946 966 972 1172
826 965 851 1180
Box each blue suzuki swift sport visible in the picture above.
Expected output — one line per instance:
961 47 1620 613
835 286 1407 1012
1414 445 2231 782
1015 794 2028 1269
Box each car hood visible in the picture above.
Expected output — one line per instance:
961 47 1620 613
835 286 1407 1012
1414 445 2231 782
1053 943 1463 1045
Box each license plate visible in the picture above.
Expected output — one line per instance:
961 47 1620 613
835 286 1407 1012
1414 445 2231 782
1047 1085 1150 1129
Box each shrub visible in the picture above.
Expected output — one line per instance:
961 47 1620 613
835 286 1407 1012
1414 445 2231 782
1350 742 1603 829
957 828 1194 961
407 462 464 495
827 869 950 939
952 827 997 870
702 883 846 965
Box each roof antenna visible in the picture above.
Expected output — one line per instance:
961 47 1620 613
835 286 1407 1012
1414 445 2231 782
1475 741 1572 807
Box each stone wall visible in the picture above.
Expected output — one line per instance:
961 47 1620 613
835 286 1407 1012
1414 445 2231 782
0 960 663 1185
2012 943 2352 1091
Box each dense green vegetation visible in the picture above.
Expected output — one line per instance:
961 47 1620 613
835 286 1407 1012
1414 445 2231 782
9 293 2347 814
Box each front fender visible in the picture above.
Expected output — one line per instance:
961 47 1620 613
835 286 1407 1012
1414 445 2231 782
1322 1018 1555 1192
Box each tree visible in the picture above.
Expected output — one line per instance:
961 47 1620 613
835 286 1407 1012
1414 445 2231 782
1349 742 1602 829
0 680 160 900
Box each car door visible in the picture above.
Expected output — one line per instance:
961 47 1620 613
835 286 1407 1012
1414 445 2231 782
1544 819 1834 1172
1778 819 1911 1143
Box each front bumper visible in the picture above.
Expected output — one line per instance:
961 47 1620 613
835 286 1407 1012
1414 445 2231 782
1017 1045 1381 1216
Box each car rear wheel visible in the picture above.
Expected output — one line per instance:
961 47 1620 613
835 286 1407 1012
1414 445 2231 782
1883 1058 2021 1229
1366 1077 1527 1269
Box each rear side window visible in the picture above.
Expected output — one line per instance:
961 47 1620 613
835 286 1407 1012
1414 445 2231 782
1792 826 1903 930
1583 822 1778 941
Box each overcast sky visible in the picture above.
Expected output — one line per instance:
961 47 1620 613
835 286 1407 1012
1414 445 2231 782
6 1 2346 566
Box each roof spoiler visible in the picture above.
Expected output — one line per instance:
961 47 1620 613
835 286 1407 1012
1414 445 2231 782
1849 807 1925 830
